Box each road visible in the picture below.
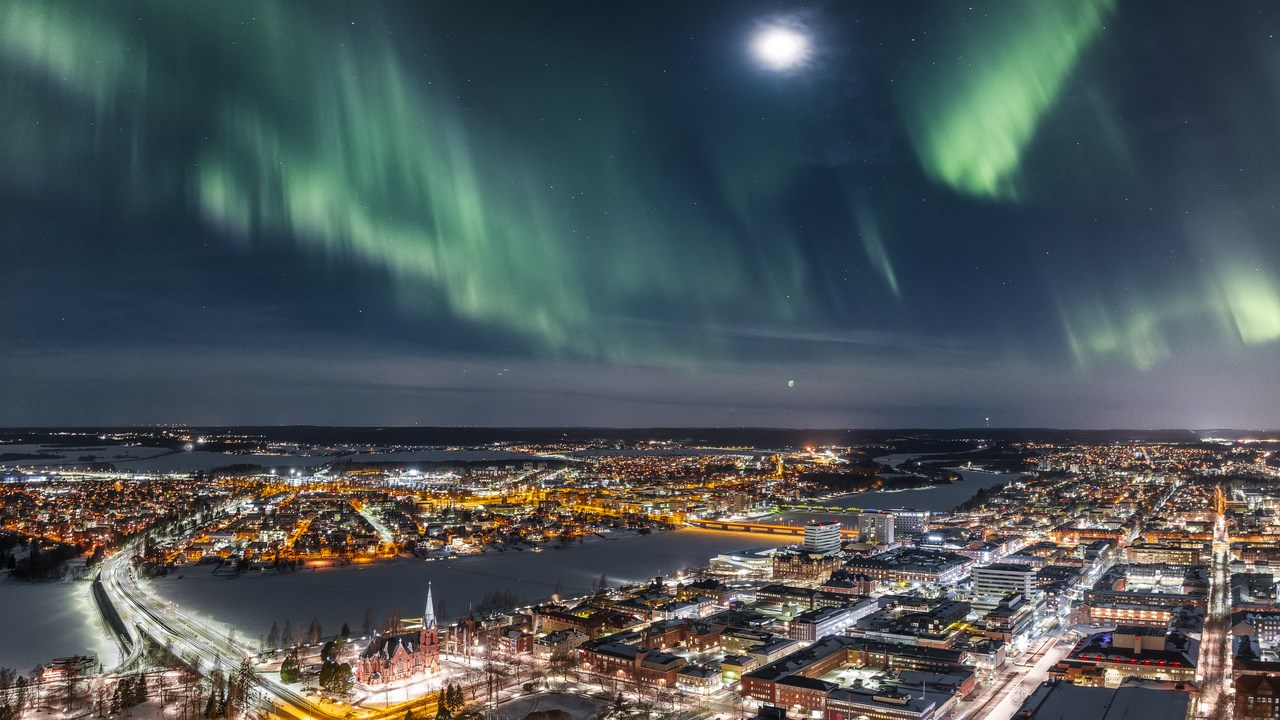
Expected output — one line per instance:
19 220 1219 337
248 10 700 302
98 548 445 720
1195 505 1232 719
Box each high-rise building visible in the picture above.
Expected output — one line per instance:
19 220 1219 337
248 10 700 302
889 509 930 535
857 511 895 545
803 520 842 554
971 563 1037 613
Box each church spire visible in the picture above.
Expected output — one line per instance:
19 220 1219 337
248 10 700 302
424 580 437 628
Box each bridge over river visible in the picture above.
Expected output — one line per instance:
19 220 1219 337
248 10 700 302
687 519 860 537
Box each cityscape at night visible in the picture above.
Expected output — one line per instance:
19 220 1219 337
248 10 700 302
4 2 1280 720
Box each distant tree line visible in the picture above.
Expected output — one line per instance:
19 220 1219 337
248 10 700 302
0 535 84 581
955 484 1006 512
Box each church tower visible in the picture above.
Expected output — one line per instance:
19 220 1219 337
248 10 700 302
420 580 440 672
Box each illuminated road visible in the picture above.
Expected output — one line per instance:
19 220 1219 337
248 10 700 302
98 549 450 720
1195 500 1232 720
99 550 324 720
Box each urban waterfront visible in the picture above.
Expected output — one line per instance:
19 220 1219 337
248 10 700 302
144 528 794 648
0 467 1015 671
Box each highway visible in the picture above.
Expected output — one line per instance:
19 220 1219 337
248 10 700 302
98 549 329 720
96 545 464 720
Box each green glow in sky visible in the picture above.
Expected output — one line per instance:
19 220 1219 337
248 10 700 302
1217 264 1280 344
901 0 1116 199
0 1 812 364
1061 260 1280 370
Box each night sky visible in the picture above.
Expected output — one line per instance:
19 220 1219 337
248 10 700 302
3 1 1280 428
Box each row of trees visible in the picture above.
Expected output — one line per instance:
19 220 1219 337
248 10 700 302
0 668 30 720
108 674 148 716
278 648 354 697
265 607 418 652
431 683 466 720
264 614 353 648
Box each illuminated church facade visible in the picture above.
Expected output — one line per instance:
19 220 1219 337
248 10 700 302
354 582 441 686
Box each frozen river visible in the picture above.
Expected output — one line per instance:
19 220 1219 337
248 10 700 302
0 577 120 674
776 467 1026 525
146 528 794 645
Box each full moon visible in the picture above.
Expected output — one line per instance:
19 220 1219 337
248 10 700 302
753 26 809 70
787 379 795 388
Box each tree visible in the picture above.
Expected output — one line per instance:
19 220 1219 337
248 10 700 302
383 610 402 635
281 620 295 648
446 684 464 710
227 659 255 717
333 664 353 696
266 622 280 651
362 608 376 637
308 617 322 646
279 651 300 685
321 638 344 663
319 662 353 696
434 689 451 720
340 623 351 639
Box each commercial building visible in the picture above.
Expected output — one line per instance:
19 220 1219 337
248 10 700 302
1059 628 1198 685
741 635 858 705
971 563 1037 612
577 641 689 685
826 686 956 720
858 511 895 545
890 509 930 535
1236 674 1280 720
773 549 842 582
845 548 971 586
1126 544 1205 566
1016 681 1192 720
805 520 843 554
983 593 1037 645
788 600 879 643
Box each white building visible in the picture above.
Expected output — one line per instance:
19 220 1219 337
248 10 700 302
803 520 842 554
971 563 1037 612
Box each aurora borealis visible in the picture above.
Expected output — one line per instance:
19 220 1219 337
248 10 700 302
3 1 1280 428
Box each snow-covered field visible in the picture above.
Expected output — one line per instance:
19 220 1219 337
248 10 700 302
147 529 793 644
0 576 120 673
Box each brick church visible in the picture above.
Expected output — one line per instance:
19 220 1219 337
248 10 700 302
354 582 441 686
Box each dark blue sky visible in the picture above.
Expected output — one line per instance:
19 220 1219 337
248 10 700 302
3 1 1280 428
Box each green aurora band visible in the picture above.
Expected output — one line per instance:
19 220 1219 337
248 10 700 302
0 1 817 364
899 0 1116 200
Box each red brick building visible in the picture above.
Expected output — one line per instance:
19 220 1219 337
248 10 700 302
355 582 441 686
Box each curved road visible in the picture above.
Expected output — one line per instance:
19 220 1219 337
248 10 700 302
98 549 446 720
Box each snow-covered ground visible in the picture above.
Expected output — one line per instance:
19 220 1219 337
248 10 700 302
0 444 540 473
0 576 120 673
496 692 604 720
146 529 793 644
